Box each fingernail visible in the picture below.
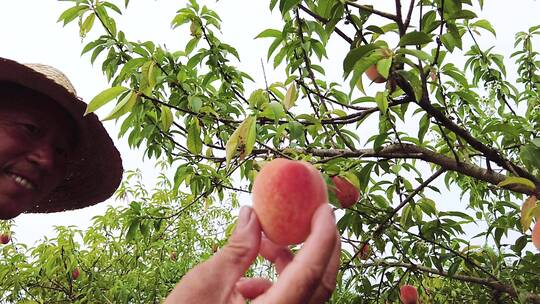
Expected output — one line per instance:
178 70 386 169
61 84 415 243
236 206 252 230
329 204 336 220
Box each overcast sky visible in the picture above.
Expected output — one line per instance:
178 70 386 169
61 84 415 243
1 0 540 247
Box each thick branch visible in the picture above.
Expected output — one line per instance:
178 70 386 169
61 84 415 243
417 97 539 185
299 143 537 195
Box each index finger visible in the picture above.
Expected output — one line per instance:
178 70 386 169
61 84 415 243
256 204 337 303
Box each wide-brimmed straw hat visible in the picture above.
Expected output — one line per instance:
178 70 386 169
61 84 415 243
0 57 123 213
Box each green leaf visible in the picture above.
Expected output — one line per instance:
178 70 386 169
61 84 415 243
125 219 140 242
400 205 413 229
357 163 374 192
140 60 157 96
243 116 257 159
225 131 240 168
376 57 392 79
255 29 282 38
521 195 537 232
343 44 378 76
103 91 138 121
85 86 129 115
283 83 297 110
375 91 388 113
447 260 462 277
471 19 496 37
279 0 301 16
80 13 95 36
396 48 434 63
497 177 536 192
396 70 423 101
225 116 258 167
398 31 433 46
160 106 173 132
263 102 286 122
58 5 88 26
419 197 438 216
248 89 269 108
187 118 203 154
188 96 203 113
418 113 430 143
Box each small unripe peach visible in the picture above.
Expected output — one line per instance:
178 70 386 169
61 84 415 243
0 233 10 244
533 221 540 251
170 251 177 261
331 176 360 208
72 268 80 280
360 243 370 260
400 284 418 304
252 158 328 245
366 65 386 83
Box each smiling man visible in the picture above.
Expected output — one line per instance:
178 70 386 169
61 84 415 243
0 58 122 219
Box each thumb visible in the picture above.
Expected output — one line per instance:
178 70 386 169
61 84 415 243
209 206 261 285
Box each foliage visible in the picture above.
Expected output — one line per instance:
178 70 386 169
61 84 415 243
0 166 238 302
3 0 540 302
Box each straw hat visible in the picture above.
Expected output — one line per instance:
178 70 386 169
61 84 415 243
0 57 123 213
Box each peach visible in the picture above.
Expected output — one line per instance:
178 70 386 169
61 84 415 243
331 176 360 208
0 233 10 244
252 158 328 245
360 243 370 260
400 284 418 304
366 65 386 83
72 268 80 280
533 221 540 251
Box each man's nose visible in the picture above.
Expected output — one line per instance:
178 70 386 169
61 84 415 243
26 142 56 170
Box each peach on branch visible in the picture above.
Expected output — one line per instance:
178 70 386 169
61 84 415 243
400 284 418 304
359 243 370 260
0 233 10 244
366 64 387 83
252 158 328 245
533 220 540 251
72 268 80 280
331 176 360 209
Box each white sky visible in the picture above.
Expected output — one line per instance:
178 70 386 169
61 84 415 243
1 0 540 249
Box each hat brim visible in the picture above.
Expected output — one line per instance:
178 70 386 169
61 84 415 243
0 58 123 213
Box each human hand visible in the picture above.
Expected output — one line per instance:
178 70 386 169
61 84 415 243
164 203 340 304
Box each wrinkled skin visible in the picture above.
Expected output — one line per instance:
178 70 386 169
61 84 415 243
165 204 340 304
0 83 76 219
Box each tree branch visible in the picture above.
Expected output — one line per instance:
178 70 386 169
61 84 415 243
357 260 540 304
417 96 538 185
345 1 399 22
299 143 536 195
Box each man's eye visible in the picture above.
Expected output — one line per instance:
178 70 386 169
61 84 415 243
20 123 40 134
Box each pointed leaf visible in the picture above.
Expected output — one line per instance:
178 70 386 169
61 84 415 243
85 86 129 115
398 31 433 46
160 106 173 132
103 91 137 121
283 83 297 110
497 176 536 192
187 118 203 154
375 91 388 113
521 195 537 232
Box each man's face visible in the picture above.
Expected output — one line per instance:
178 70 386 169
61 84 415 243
0 85 77 219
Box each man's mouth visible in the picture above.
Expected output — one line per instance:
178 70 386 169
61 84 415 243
6 173 36 190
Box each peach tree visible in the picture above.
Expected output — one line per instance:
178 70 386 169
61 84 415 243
3 0 540 302
0 165 242 302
